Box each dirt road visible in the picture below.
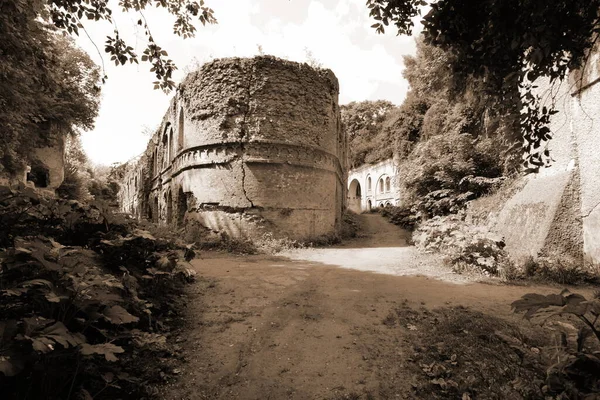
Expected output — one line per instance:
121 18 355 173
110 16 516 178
163 215 570 399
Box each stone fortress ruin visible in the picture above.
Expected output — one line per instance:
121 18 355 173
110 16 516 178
118 56 347 240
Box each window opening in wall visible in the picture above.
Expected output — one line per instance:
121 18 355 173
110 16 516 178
166 191 173 225
367 176 371 191
379 178 384 194
153 196 159 223
178 108 184 151
27 165 50 188
168 126 174 163
153 149 157 176
177 187 187 227
162 132 168 170
385 177 391 192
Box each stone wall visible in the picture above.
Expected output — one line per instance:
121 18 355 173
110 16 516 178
119 56 346 240
347 159 399 213
492 48 600 266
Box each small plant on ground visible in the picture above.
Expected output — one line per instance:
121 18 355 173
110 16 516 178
512 289 600 397
519 253 599 285
254 232 300 255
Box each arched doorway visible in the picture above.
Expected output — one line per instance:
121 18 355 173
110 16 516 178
348 179 362 213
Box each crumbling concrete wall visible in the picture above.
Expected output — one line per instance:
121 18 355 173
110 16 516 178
347 159 399 213
119 56 346 240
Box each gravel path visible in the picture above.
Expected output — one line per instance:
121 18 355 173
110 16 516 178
281 214 473 284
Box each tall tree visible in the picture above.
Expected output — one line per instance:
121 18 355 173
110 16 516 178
367 0 600 168
1 0 101 174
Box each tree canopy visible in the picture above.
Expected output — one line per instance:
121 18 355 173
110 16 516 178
367 0 600 168
49 0 217 92
1 0 101 174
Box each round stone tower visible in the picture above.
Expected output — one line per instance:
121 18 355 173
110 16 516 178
134 56 346 240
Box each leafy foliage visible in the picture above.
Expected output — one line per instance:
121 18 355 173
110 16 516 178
366 0 600 169
0 187 197 398
0 2 101 175
56 136 94 202
341 100 396 168
412 213 512 277
48 0 217 92
400 132 506 219
513 290 600 397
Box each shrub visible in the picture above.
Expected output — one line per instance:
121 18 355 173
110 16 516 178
518 253 599 285
0 186 196 399
340 210 362 239
412 213 512 276
378 205 418 230
399 132 506 220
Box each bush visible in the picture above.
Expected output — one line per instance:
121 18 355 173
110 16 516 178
0 186 196 399
399 132 506 220
519 254 599 285
378 205 418 230
412 213 512 276
340 210 362 239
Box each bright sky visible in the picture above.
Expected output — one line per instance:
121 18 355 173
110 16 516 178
77 0 418 165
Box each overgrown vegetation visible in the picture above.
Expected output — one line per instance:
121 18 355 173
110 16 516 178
512 289 600 397
0 186 196 399
411 213 514 278
384 303 548 399
367 0 600 168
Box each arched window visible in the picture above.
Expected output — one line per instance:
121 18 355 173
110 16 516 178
153 149 158 175
178 108 184 151
166 190 173 225
168 126 174 162
385 177 391 192
379 178 384 194
162 131 169 169
177 187 187 227
367 176 372 191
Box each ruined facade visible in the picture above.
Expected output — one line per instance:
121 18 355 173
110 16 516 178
0 128 66 193
347 159 400 213
119 56 347 240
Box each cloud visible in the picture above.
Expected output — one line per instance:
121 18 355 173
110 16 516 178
77 0 417 165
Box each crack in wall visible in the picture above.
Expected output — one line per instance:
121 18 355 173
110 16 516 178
582 200 600 219
239 63 255 208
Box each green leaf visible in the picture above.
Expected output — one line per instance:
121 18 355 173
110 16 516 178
102 305 139 324
0 354 24 377
80 343 124 362
511 293 565 320
41 322 85 348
